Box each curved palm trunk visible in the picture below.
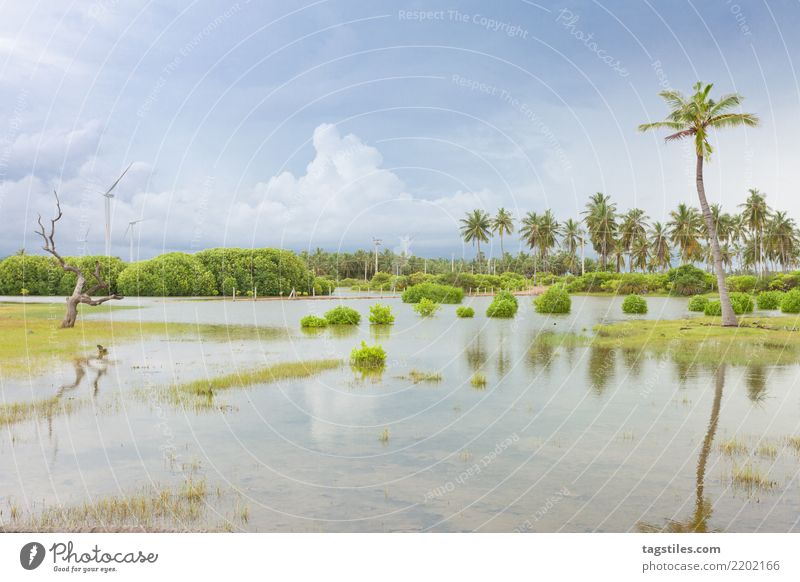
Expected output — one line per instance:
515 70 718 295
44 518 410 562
692 363 724 532
696 155 737 326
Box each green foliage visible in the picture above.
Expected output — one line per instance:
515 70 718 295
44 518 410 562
456 306 475 318
0 254 126 296
756 290 784 310
313 277 336 296
668 264 712 296
300 315 328 328
413 297 440 317
565 271 617 293
324 306 361 325
687 295 709 312
402 282 464 304
370 272 393 288
368 303 395 325
726 275 758 293
703 300 722 316
780 289 800 313
486 290 519 318
195 247 310 297
535 285 571 314
622 294 648 314
117 253 217 296
729 292 754 314
350 341 387 368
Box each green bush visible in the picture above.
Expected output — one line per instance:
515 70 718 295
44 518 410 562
534 285 571 314
456 306 475 318
687 295 709 312
0 254 127 296
350 341 387 368
486 290 519 318
726 275 757 293
413 297 440 317
300 315 328 328
756 290 784 310
195 247 310 297
324 306 361 325
781 289 800 313
433 272 478 291
622 294 648 314
729 292 754 314
117 253 217 296
313 277 336 296
402 282 463 304
370 271 393 289
704 300 722 316
668 264 711 296
369 303 395 325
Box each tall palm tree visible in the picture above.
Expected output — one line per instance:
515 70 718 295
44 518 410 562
648 222 672 272
765 210 798 272
460 209 492 272
537 209 562 272
640 82 758 326
491 208 515 267
668 203 703 263
739 188 771 277
562 218 585 274
583 192 618 269
619 208 649 271
630 236 650 272
520 211 542 280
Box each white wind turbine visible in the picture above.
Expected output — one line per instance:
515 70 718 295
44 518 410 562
123 218 145 263
100 164 133 257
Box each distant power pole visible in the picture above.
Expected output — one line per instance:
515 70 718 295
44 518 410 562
372 237 382 275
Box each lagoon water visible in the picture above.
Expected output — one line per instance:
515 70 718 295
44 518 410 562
2 294 799 532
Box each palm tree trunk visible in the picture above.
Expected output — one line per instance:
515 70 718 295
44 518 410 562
696 155 737 326
499 234 505 272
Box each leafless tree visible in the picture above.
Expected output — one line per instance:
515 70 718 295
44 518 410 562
35 190 124 328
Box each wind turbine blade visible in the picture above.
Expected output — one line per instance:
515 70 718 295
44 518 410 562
123 223 131 238
103 163 133 198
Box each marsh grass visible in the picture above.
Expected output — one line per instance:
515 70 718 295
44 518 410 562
404 369 442 384
0 395 82 427
470 372 488 389
731 464 777 494
757 442 778 459
719 438 748 456
378 428 390 443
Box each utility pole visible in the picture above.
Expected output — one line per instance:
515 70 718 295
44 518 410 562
372 237 382 275
581 237 585 276
451 253 454 272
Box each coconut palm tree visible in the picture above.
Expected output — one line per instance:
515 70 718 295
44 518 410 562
537 209 561 272
739 188 771 277
460 209 492 272
630 236 650 272
520 211 542 280
491 208 515 268
562 218 585 274
668 203 703 263
765 210 798 272
583 192 618 269
619 208 649 270
639 82 759 326
648 222 672 272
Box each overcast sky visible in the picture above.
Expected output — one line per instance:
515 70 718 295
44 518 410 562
1 0 799 260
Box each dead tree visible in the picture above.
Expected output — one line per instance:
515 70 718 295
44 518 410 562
35 190 123 328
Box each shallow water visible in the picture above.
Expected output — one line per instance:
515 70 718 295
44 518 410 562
2 294 800 532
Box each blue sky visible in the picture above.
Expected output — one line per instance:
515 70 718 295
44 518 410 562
1 0 799 259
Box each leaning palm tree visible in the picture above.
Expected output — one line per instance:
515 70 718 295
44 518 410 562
583 192 618 269
640 82 758 326
491 208 515 267
648 222 672 272
739 188 771 277
460 209 492 273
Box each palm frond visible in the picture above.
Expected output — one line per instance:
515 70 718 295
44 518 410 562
664 128 696 141
707 113 759 129
638 120 686 133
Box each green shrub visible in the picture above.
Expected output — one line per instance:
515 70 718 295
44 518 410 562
687 295 709 312
324 306 361 325
729 292 754 314
486 299 517 318
370 272 393 289
622 294 648 314
300 315 328 328
668 264 711 296
781 289 800 313
726 275 758 293
704 300 722 316
756 290 784 310
369 303 395 325
402 282 463 304
534 285 571 314
313 277 336 295
117 253 217 296
456 306 475 318
195 247 310 296
414 297 440 317
350 341 387 368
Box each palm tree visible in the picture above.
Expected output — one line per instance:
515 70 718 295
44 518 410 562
639 82 758 326
537 210 561 271
630 236 650 272
739 188 771 277
520 211 542 280
583 192 618 269
619 208 649 271
648 222 672 272
765 210 798 271
612 238 626 273
668 203 703 263
460 209 492 272
562 218 585 274
491 208 515 268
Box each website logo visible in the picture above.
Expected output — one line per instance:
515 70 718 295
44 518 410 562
20 542 46 570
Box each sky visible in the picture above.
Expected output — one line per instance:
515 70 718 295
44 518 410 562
1 0 799 260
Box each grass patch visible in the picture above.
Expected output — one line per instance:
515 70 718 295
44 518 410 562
470 372 488 389
718 437 748 456
405 369 442 384
0 395 83 427
731 464 777 494
378 428 390 443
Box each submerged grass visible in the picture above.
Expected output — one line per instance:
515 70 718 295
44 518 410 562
0 395 82 427
718 437 748 456
731 464 777 494
404 369 443 384
470 372 488 389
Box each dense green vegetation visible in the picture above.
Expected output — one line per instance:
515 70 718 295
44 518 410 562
622 294 648 314
456 306 475 318
324 306 361 325
0 254 126 296
704 292 754 316
401 282 464 304
486 290 519 318
535 285 571 314
756 290 784 310
350 341 387 368
413 298 440 317
368 303 394 325
688 295 709 312
780 289 800 313
300 315 328 328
